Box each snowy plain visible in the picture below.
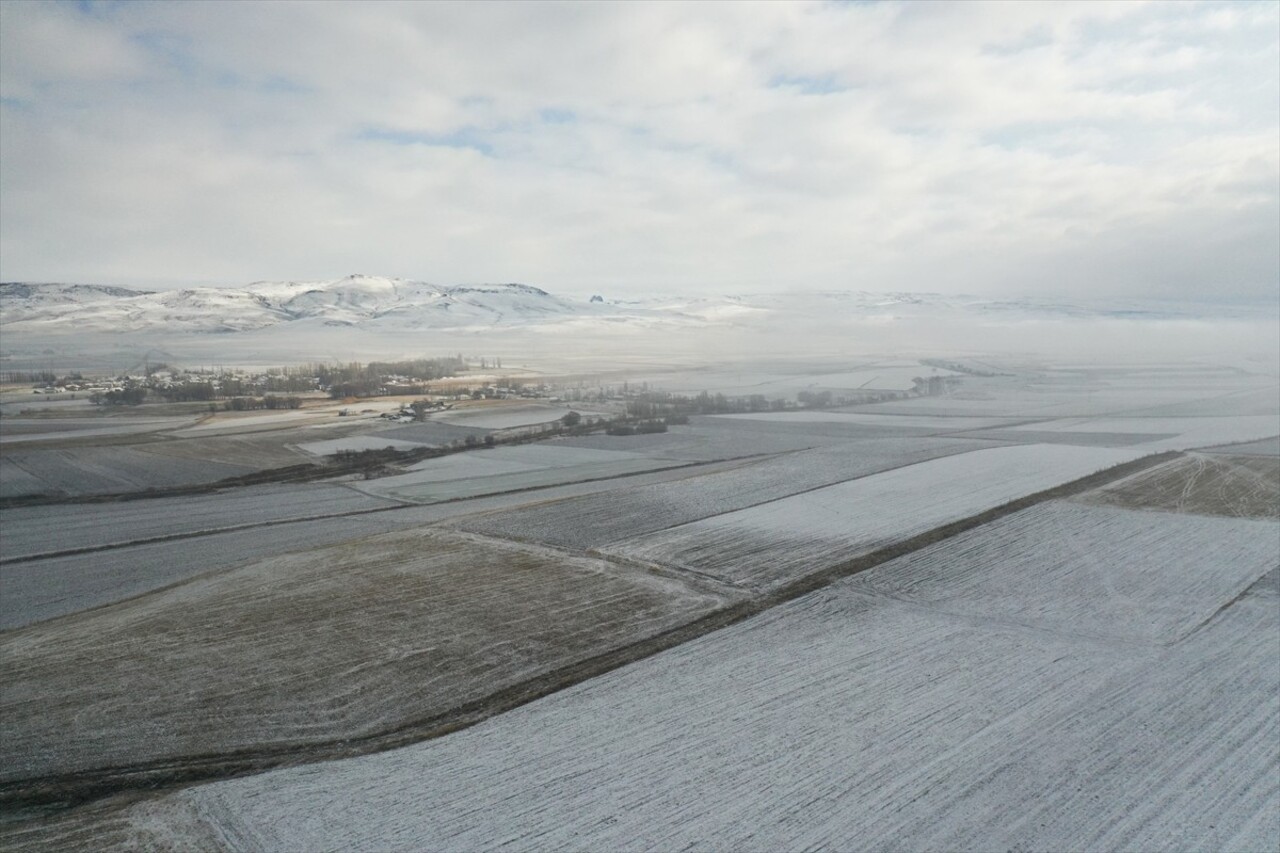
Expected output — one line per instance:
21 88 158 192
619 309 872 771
141 554 1279 852
605 443 1144 590
457 436 989 550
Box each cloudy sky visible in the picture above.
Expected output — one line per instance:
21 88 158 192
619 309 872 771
1 0 1276 299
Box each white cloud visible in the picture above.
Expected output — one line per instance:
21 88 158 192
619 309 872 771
0 0 1275 299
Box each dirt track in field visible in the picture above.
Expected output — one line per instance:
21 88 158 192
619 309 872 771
1077 453 1279 518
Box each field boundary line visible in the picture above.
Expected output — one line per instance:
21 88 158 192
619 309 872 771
0 449 1181 812
0 505 407 566
0 455 776 567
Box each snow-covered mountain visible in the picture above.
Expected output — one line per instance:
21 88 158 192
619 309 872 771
0 275 645 334
0 275 1263 339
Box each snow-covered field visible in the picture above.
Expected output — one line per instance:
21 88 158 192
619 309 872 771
858 368 1279 420
712 411 1016 431
1205 435 1280 457
353 444 685 503
127 558 1278 851
1004 415 1280 451
432 404 580 430
0 484 399 562
606 444 1144 590
0 416 198 444
0 446 254 497
0 458 759 631
458 437 987 549
0 529 724 784
636 362 965 396
295 435 426 456
846 500 1278 644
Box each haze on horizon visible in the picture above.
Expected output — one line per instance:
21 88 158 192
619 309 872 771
1 0 1277 302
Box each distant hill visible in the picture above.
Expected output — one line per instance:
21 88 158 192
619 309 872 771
0 275 1258 338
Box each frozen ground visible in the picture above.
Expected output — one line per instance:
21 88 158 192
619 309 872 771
1001 415 1280 451
296 435 426 456
0 446 254 498
1204 435 1280 456
352 444 692 503
432 404 579 430
457 436 988 550
119 556 1278 851
853 367 1278 420
606 444 1143 591
0 484 400 562
635 362 965 397
1076 452 1279 518
2 355 1276 850
0 457 757 630
846 500 1278 644
0 416 198 444
711 411 1016 431
0 529 724 784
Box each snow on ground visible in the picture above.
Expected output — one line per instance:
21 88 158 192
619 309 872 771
605 444 1143 591
408 444 653 472
458 437 989 550
636 362 963 397
147 562 1278 852
859 369 1278 420
711 411 1016 431
0 484 399 562
352 444 687 503
0 458 759 630
0 446 254 496
0 416 199 444
431 405 579 430
1075 452 1279 519
1204 435 1280 456
846 500 1278 644
295 435 426 456
173 410 331 434
0 458 50 499
0 529 724 784
1004 415 1280 450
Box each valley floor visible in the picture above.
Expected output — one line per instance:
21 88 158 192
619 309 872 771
1 359 1277 851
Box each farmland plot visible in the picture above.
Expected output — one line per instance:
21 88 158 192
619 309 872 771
353 444 688 503
0 529 724 784
296 435 426 456
0 416 197 445
1002 414 1280 451
0 457 761 630
857 368 1277 420
0 446 255 497
131 431 320 470
378 421 489 446
458 437 988 550
846 500 1279 644
711 411 1015 431
0 458 47 499
0 483 400 562
1076 452 1279 518
552 428 716 459
1203 435 1280 457
433 404 582 430
555 418 910 461
129 565 1278 852
605 444 1143 591
947 427 1176 447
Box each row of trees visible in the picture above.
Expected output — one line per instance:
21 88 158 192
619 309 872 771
90 387 147 406
223 396 304 411
311 357 465 387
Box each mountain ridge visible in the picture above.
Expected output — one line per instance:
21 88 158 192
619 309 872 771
1 276 1267 337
